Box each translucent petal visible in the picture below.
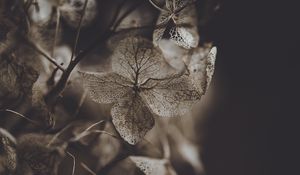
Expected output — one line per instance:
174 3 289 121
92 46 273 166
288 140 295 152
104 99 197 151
112 37 166 83
154 1 199 49
153 11 172 46
79 71 132 104
188 47 217 94
111 93 155 145
166 0 187 11
158 39 188 71
141 75 201 117
171 3 199 49
130 156 177 175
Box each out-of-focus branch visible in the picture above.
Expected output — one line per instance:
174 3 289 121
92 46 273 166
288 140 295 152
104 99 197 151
70 0 89 61
44 1 142 106
23 36 65 72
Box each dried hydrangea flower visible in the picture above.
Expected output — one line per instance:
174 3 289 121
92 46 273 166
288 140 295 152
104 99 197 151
152 0 199 49
0 18 17 54
59 0 98 28
16 133 67 175
0 128 17 175
80 37 202 144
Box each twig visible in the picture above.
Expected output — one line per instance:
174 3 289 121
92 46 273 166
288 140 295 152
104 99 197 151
73 89 87 117
67 151 76 175
69 120 106 142
1 109 41 126
70 0 89 61
44 29 113 105
114 22 192 35
70 129 119 142
81 162 96 175
148 0 168 12
52 9 60 57
45 1 143 105
48 123 73 147
24 37 65 72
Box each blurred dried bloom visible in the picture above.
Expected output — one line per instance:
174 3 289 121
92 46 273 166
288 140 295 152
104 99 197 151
153 0 199 49
0 128 17 175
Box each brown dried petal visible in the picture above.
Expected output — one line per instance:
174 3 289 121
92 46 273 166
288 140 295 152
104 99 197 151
79 71 132 104
111 93 155 145
141 75 201 117
112 37 166 83
188 47 217 94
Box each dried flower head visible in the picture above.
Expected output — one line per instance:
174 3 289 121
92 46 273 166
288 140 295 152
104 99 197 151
80 37 203 145
16 133 67 175
152 0 199 49
59 0 98 28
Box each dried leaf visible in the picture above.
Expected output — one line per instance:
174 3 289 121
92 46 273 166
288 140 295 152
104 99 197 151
188 47 217 94
79 72 132 104
130 156 177 175
0 128 17 175
111 94 155 145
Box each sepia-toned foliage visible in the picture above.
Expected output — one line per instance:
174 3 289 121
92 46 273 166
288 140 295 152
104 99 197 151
0 0 219 174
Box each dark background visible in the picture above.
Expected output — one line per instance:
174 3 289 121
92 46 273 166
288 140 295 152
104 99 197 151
202 0 300 175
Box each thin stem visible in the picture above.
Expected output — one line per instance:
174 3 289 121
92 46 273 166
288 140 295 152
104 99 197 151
70 130 119 142
114 22 192 35
47 123 73 147
68 120 106 142
1 109 41 126
148 0 168 12
52 9 60 57
70 0 89 61
84 120 106 132
44 29 114 105
73 89 87 117
81 162 96 175
45 1 144 105
67 151 76 175
24 37 65 72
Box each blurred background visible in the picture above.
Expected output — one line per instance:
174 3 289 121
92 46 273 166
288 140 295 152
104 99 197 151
203 0 300 175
